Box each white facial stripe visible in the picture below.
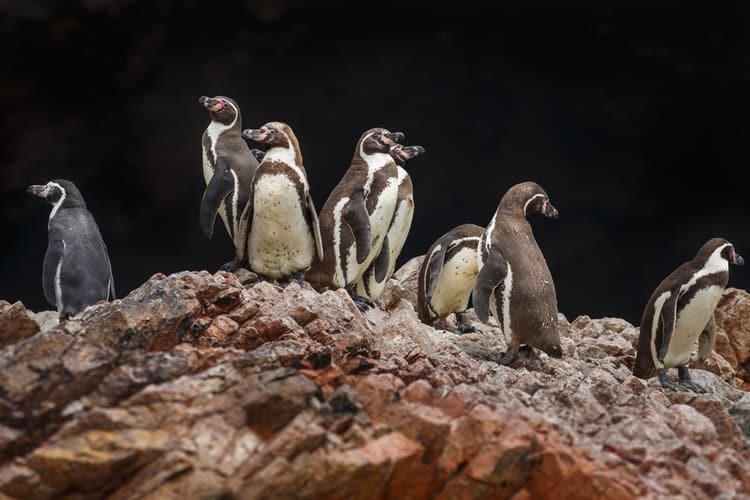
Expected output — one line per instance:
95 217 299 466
206 100 239 162
682 244 731 292
447 236 481 252
360 134 391 196
263 133 308 190
332 197 349 287
48 182 66 220
523 194 546 215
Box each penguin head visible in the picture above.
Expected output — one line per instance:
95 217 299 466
698 238 744 266
358 128 403 155
199 95 240 125
501 181 558 220
27 179 85 210
389 144 426 166
242 122 298 151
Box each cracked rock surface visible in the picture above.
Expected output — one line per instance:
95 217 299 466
1 265 749 499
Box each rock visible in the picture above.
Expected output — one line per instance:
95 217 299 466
32 311 59 332
715 288 750 384
0 301 39 348
379 256 422 311
0 266 749 498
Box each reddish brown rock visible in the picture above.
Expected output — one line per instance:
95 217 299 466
0 268 749 498
0 301 39 348
715 288 750 384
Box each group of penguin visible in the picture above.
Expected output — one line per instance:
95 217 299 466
26 94 745 393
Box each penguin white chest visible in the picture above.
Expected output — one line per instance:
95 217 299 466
430 247 479 317
663 285 724 367
365 181 399 262
249 173 314 278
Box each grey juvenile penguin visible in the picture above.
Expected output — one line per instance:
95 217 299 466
473 181 562 364
199 95 259 271
355 142 425 300
28 180 115 320
418 224 485 333
305 128 404 309
241 122 323 280
633 237 743 392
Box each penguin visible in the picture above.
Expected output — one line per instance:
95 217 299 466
250 148 266 163
305 128 404 310
199 95 259 271
27 180 115 320
473 181 562 364
633 238 744 392
241 122 323 280
354 142 425 301
417 224 485 333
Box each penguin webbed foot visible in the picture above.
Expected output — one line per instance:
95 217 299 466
492 346 518 366
219 259 245 272
657 369 684 391
345 286 376 312
455 312 476 334
288 271 306 287
678 367 707 393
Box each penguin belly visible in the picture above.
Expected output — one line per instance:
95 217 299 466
248 174 314 278
358 181 399 274
662 285 723 367
430 246 479 318
355 196 414 299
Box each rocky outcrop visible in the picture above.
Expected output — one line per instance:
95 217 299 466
1 269 749 499
714 288 750 390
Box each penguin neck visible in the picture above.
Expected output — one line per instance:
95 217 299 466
691 246 730 282
206 114 241 161
358 145 392 195
264 143 308 189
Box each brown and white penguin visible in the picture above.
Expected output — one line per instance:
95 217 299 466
305 128 404 309
473 181 562 364
633 238 743 392
241 122 323 280
354 142 425 300
199 95 259 271
417 224 485 333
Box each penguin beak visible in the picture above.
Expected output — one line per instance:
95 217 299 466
733 252 745 266
199 96 223 112
242 128 271 143
381 131 402 145
542 201 559 220
27 184 49 199
393 145 426 163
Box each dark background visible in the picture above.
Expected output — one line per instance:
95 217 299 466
2 0 748 324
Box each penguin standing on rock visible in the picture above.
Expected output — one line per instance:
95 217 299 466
355 142 425 301
305 128 404 310
241 122 323 280
418 224 485 333
28 180 115 320
473 181 562 364
199 95 259 271
633 238 743 392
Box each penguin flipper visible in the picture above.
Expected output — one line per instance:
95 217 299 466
306 192 324 260
42 238 65 308
342 192 371 264
372 236 391 283
200 158 234 239
424 242 450 305
697 316 716 362
657 290 680 361
472 245 507 323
